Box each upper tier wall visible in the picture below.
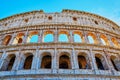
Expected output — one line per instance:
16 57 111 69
0 9 120 34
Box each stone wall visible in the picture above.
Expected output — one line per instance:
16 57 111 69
0 9 120 80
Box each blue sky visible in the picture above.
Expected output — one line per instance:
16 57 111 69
0 0 120 25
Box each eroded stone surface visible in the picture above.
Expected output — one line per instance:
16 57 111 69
0 9 120 80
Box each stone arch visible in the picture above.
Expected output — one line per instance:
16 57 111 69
2 35 12 45
73 31 83 43
58 31 69 42
59 52 71 69
13 33 24 44
110 55 120 71
77 52 91 69
0 54 16 71
100 34 109 45
43 31 54 42
40 52 52 69
23 53 33 69
87 32 97 44
95 54 109 70
111 38 119 47
27 31 38 43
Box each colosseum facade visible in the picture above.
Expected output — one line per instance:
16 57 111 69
0 9 120 80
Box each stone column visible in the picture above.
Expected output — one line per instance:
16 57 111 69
72 48 79 69
38 30 43 43
0 51 7 69
31 49 39 70
54 28 58 43
52 48 57 69
89 49 98 71
96 32 102 45
52 48 57 73
9 33 16 45
23 30 29 44
103 50 115 72
12 51 23 70
70 30 74 43
83 31 89 44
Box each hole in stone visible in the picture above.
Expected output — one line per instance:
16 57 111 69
94 21 98 25
48 16 52 20
73 17 77 21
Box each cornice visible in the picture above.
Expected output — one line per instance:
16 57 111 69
0 9 119 28
0 43 120 53
62 9 119 28
0 24 119 38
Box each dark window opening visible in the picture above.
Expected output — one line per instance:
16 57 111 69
23 55 33 69
95 57 104 70
59 55 70 69
44 62 51 69
59 61 68 69
78 55 87 69
112 27 115 30
94 21 98 25
48 16 52 20
41 55 51 69
78 62 82 69
7 56 16 71
18 38 23 44
73 17 77 21
111 59 118 71
24 19 29 23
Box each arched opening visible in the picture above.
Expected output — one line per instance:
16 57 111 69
59 53 71 69
13 33 24 44
95 57 104 70
43 31 54 42
87 32 97 44
100 38 106 45
88 36 94 44
100 34 109 45
78 55 87 69
95 54 109 70
7 55 16 71
110 56 119 71
41 55 52 69
59 31 69 42
23 55 33 69
0 54 16 71
111 38 119 47
3 35 12 45
73 31 82 43
27 31 38 43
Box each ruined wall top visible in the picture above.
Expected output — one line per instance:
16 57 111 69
0 9 119 32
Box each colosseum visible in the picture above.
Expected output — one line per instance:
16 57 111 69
0 9 120 80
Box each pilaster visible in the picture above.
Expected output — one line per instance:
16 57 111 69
31 49 40 70
12 51 22 70
54 28 58 43
23 30 29 44
70 30 74 43
89 49 98 71
83 31 89 44
38 30 43 43
72 48 79 69
0 51 7 70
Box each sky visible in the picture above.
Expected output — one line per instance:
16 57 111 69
0 0 120 26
